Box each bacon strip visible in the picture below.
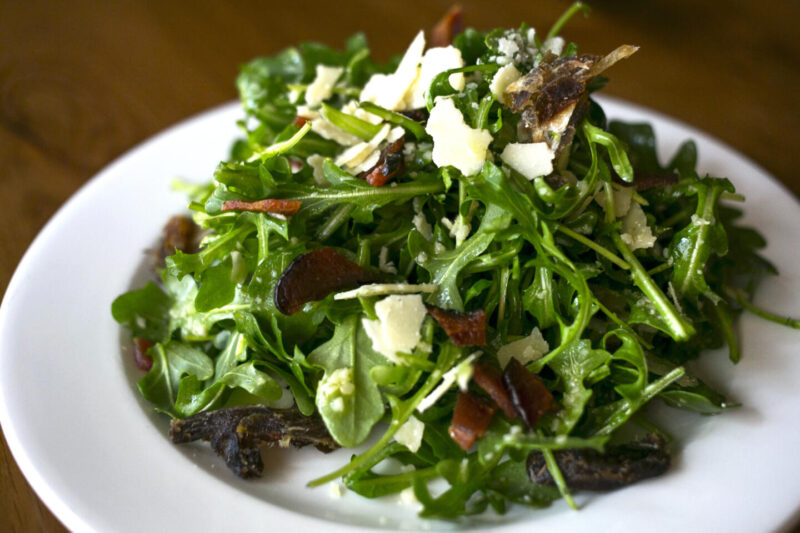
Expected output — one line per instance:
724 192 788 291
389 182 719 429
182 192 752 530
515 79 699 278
221 199 302 216
293 115 309 128
472 363 517 419
274 248 379 315
359 137 405 187
449 390 497 451
132 337 153 372
430 5 463 48
426 306 486 346
502 358 553 428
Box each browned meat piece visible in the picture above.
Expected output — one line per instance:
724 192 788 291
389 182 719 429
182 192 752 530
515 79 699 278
131 337 153 372
502 358 553 428
169 405 338 479
359 136 405 186
274 247 380 315
505 45 638 157
527 434 670 491
429 5 463 48
426 306 486 346
221 198 302 216
472 362 517 419
161 215 199 258
449 390 497 451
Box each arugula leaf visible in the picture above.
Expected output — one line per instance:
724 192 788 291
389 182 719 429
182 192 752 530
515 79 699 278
308 315 386 447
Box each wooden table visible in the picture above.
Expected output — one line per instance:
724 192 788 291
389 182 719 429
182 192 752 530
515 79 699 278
1 1 798 530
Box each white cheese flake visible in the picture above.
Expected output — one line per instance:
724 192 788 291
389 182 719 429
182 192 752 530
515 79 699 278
378 246 398 274
407 45 465 109
360 31 425 111
426 98 492 177
497 327 549 369
620 203 657 250
394 415 425 453
306 154 328 186
340 99 382 125
305 65 343 107
500 142 555 180
311 118 361 146
417 351 481 412
543 36 565 56
412 212 433 240
334 283 438 300
362 294 427 364
595 186 634 218
334 124 391 172
489 63 522 101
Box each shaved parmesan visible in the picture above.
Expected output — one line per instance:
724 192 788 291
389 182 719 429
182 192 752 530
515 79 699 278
334 124 391 172
497 327 549 369
362 294 427 364
360 31 425 111
500 142 555 180
394 415 425 453
595 186 634 218
334 283 438 300
311 119 361 146
620 203 657 250
426 98 493 176
305 65 343 107
417 352 480 413
489 63 521 101
407 45 465 109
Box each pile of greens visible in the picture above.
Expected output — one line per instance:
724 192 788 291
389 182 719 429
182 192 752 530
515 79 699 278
112 4 797 519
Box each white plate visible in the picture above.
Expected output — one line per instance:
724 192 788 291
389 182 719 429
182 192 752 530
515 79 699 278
1 97 799 533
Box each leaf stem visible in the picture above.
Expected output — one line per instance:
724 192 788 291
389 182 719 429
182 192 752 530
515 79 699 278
556 225 630 270
612 233 695 341
728 289 800 329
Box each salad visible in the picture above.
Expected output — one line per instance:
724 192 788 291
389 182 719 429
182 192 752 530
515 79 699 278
111 3 799 519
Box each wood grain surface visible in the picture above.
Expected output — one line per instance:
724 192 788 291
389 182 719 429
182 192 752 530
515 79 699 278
1 1 798 531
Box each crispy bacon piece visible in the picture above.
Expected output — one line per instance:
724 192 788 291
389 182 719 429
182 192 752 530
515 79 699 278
169 406 338 479
161 215 199 257
359 137 406 186
502 358 553 428
132 337 153 372
449 390 497 451
221 198 302 216
426 306 486 346
527 434 670 491
293 115 309 128
430 5 463 48
274 247 379 315
631 170 679 191
472 363 517 419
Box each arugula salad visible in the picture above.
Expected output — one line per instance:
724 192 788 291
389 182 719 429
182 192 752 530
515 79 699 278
112 3 799 519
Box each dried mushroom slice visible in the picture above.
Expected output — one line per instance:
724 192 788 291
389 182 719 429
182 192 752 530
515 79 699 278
527 434 670 491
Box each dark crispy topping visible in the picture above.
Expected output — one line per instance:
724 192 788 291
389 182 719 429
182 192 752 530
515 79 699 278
132 337 153 372
274 247 379 315
430 4 463 48
449 390 497 451
527 434 670 491
162 214 199 258
359 137 405 186
221 198 302 216
169 405 338 479
472 363 517 419
631 170 680 191
506 46 637 152
502 358 553 428
426 306 486 346
293 115 309 128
